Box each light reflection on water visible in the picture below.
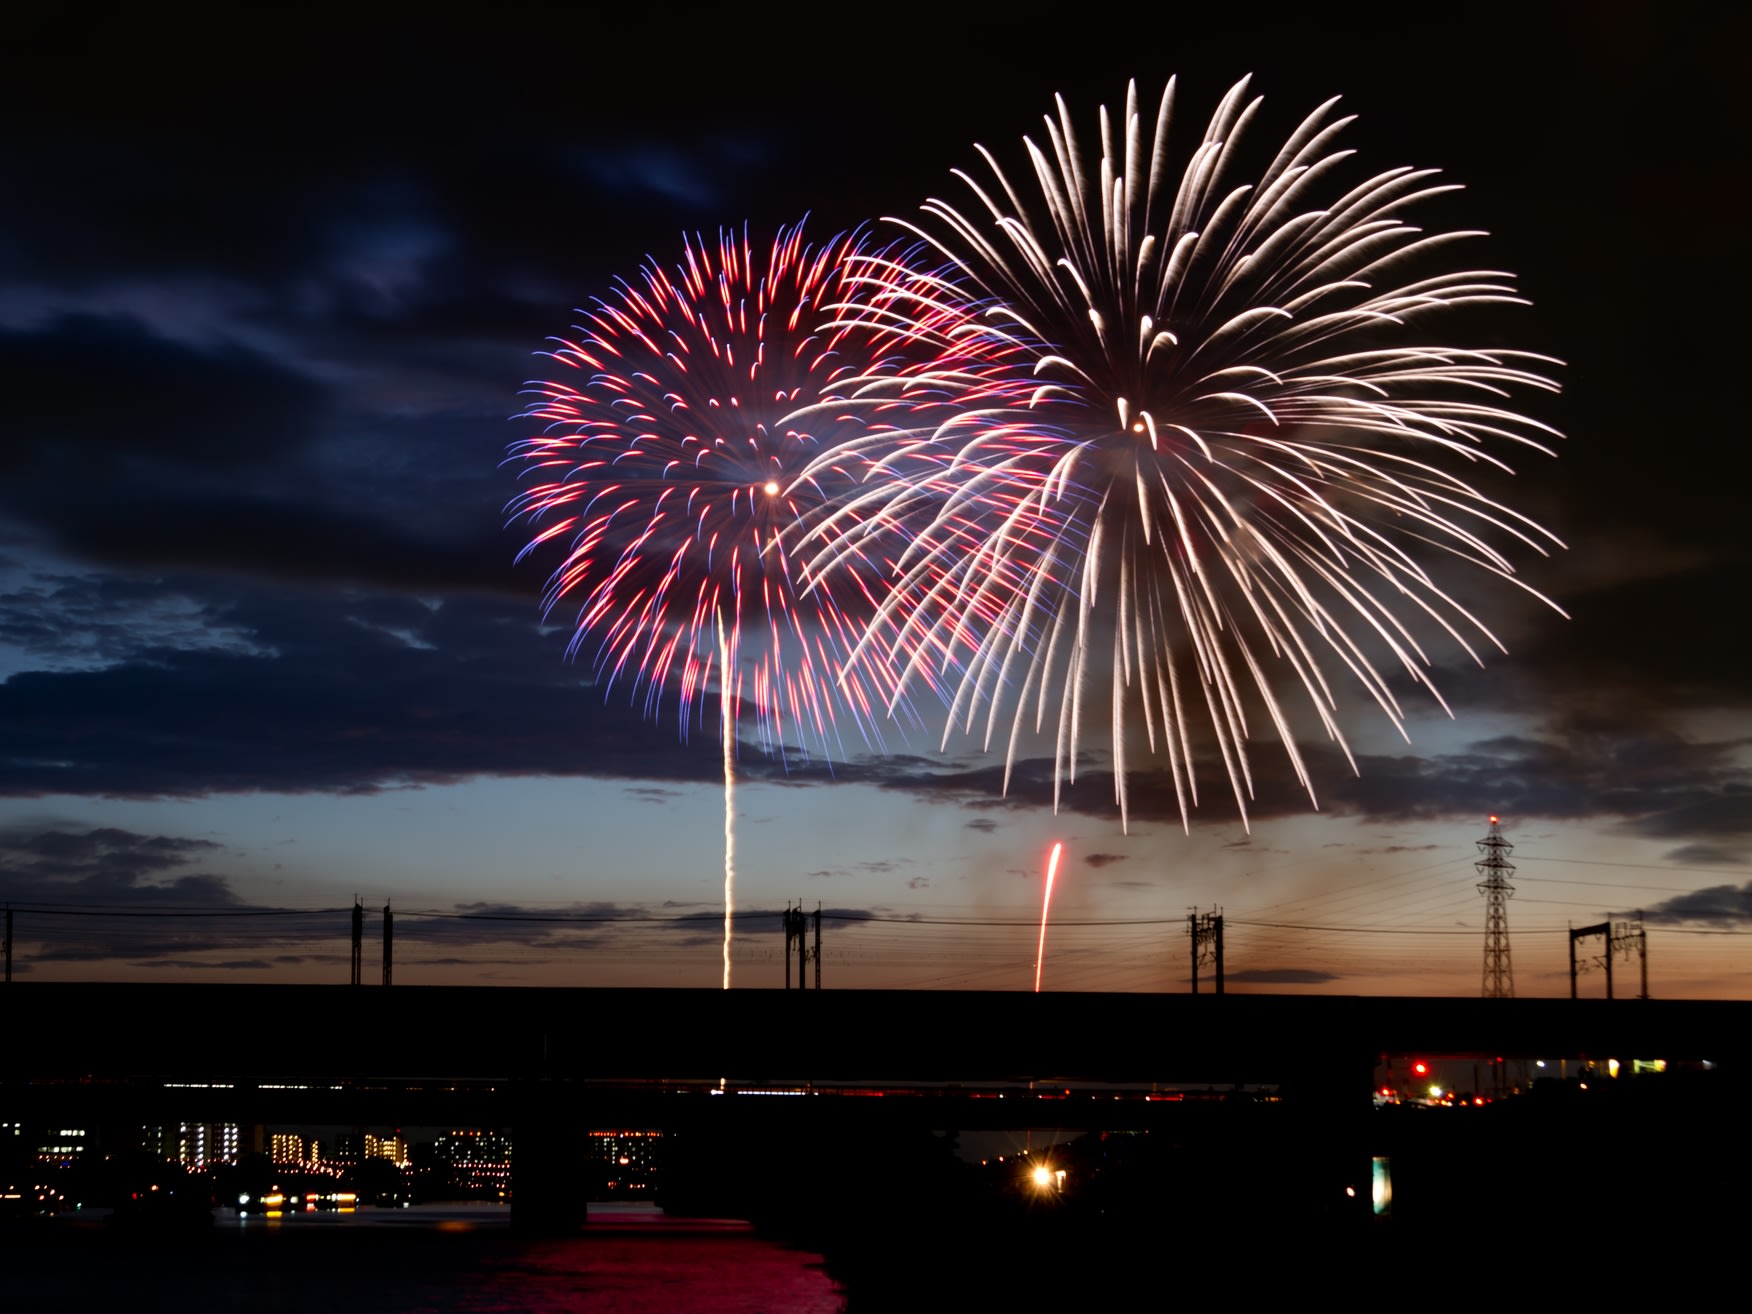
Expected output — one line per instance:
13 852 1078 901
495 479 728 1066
3 1203 845 1314
458 1203 844 1314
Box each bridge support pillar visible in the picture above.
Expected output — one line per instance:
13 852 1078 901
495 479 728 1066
510 1079 589 1234
1281 1051 1378 1228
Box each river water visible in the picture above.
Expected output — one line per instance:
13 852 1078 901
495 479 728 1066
2 1203 846 1313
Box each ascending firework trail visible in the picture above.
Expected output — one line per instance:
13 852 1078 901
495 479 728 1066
1035 841 1064 992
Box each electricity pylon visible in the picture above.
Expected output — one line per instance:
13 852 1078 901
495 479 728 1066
1477 815 1516 998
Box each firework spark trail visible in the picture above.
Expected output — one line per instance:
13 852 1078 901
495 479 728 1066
718 616 735 989
798 78 1565 833
510 221 958 984
510 221 944 761
1034 841 1064 992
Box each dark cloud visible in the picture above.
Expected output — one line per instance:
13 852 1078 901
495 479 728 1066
0 824 228 895
1326 726 1749 827
1662 844 1748 867
1082 853 1125 869
1224 968 1344 985
131 958 275 971
13 568 1738 873
0 821 320 967
0 573 271 668
837 717 1750 865
1636 883 1752 927
1501 561 1751 716
8 494 517 596
1622 794 1752 845
576 145 726 209
802 860 916 880
388 901 674 954
0 315 326 476
0 586 728 797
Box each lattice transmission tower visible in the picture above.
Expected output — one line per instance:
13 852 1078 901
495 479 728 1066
1476 814 1516 997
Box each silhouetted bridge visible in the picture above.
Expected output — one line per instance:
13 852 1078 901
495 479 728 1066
5 985 1746 1228
6 983 1744 1081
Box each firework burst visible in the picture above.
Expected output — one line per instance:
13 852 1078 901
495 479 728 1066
509 221 937 983
800 78 1564 832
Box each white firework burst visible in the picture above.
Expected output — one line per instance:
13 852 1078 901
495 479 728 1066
796 77 1565 832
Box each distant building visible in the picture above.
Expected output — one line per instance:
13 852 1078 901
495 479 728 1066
327 1131 406 1167
270 1133 306 1165
587 1130 662 1194
434 1129 511 1196
364 1133 409 1168
35 1126 89 1167
144 1123 238 1169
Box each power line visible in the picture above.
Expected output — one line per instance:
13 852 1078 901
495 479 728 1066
1515 854 1752 877
6 900 1749 949
1229 918 1570 937
1 904 349 918
1515 875 1695 893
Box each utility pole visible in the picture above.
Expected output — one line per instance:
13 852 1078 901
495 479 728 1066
783 904 804 989
1614 915 1648 999
1569 923 1611 999
1569 917 1646 999
1477 815 1516 998
350 898 364 987
1189 908 1224 995
782 902 826 989
382 901 393 987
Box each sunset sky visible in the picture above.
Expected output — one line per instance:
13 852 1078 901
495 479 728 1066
2 3 1744 996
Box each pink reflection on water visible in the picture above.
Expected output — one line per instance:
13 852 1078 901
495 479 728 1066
460 1203 843 1313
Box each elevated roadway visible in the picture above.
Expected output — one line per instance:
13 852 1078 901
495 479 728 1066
5 983 1744 1087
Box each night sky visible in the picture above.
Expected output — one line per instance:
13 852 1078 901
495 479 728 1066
2 3 1745 995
